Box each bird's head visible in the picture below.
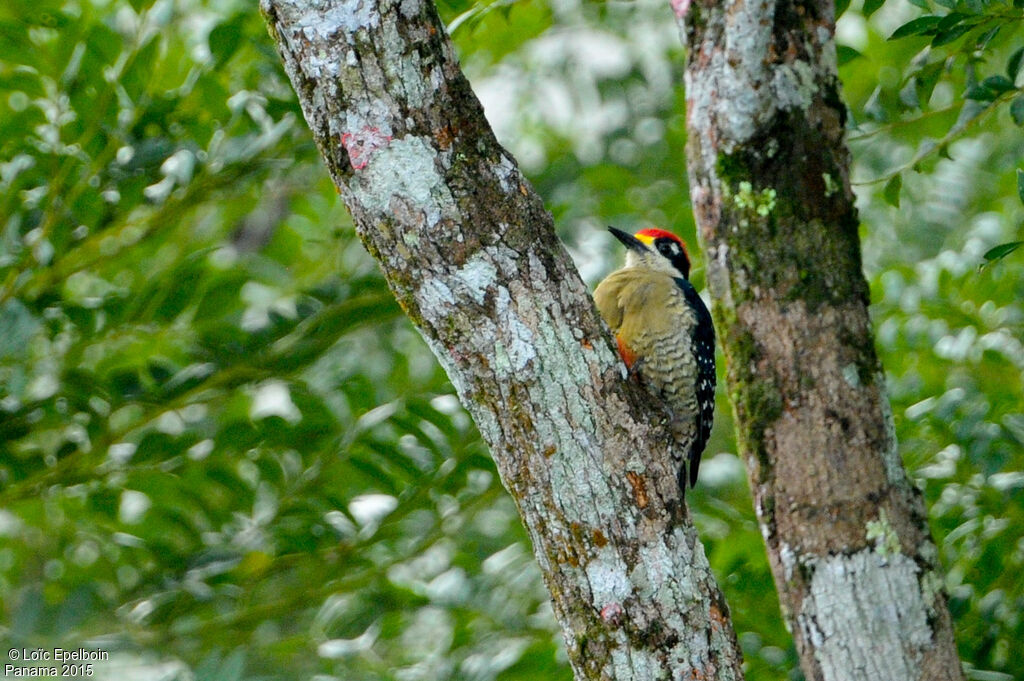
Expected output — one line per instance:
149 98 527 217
608 226 691 280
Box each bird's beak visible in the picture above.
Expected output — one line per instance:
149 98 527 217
608 227 648 252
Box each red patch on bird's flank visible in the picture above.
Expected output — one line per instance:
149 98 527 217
341 127 392 170
616 336 637 369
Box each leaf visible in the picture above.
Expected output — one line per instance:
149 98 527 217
837 45 862 67
982 241 1023 264
216 649 246 681
121 36 160 101
976 25 1000 50
84 22 123 66
208 16 244 67
883 174 902 207
908 0 930 8
899 79 920 108
1009 47 1024 81
916 61 944 105
0 20 37 65
889 16 942 40
935 11 966 31
980 75 1017 95
950 98 990 136
863 0 886 16
933 0 956 7
964 83 997 101
1019 168 1024 205
835 0 851 18
0 300 41 360
1011 96 1024 126
931 23 971 47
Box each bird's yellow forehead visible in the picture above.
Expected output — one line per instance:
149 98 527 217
634 233 655 247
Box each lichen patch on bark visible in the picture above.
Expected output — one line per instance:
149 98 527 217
798 550 934 681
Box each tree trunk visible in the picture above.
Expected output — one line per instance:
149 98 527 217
677 1 964 680
261 0 745 678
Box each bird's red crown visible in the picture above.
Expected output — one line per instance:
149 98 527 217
634 228 689 258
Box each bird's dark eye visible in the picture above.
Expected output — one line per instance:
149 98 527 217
658 240 677 256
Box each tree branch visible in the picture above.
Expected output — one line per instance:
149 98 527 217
678 0 964 679
262 0 745 678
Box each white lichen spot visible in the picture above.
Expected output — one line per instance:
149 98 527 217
417 277 455 307
779 542 797 581
307 49 339 79
493 288 536 374
627 539 676 612
878 390 908 486
399 0 421 18
453 254 497 305
414 245 533 379
493 154 519 194
918 539 938 565
772 59 818 113
430 65 445 97
799 550 932 681
351 135 448 227
418 332 503 445
865 509 901 558
841 362 860 388
299 0 379 39
919 570 944 617
818 27 838 73
623 454 647 474
586 546 633 607
610 646 661 678
718 0 773 143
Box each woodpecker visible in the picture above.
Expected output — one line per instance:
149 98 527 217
594 227 716 491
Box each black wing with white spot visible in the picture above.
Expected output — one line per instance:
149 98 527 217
677 277 716 489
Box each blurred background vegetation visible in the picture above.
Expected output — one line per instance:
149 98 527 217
0 0 1021 678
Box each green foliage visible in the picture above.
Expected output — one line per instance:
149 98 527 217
0 1 562 679
852 0 1024 267
0 0 1021 680
981 240 1023 267
884 173 904 207
844 2 1024 676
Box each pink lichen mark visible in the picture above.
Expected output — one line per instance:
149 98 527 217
670 0 690 18
600 602 624 625
341 127 392 170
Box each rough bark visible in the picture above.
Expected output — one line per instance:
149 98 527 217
261 0 745 678
677 1 965 680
